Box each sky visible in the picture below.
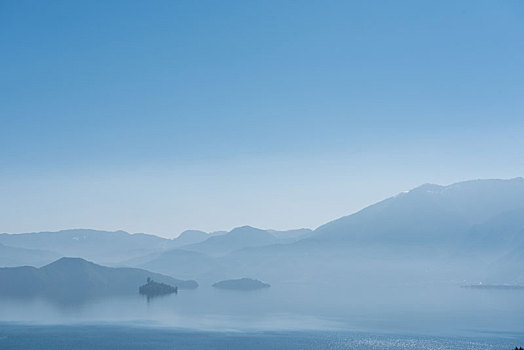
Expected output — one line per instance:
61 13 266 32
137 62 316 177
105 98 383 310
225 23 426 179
1 0 524 237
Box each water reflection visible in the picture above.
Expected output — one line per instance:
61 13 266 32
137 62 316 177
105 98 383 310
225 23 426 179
0 283 523 336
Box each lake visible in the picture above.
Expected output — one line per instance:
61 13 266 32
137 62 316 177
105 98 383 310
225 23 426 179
0 325 521 350
0 283 522 348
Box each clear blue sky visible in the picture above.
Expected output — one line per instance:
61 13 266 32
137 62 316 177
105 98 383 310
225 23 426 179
1 0 524 237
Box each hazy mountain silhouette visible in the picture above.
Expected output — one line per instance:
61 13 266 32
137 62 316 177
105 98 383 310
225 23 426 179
0 226 299 269
465 208 524 251
0 229 170 264
181 226 279 256
312 178 524 245
139 249 217 280
136 227 309 281
267 228 312 242
134 178 524 285
0 243 59 267
4 178 524 287
169 230 210 248
0 257 197 300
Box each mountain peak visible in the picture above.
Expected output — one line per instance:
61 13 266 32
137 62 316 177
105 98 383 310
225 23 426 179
409 178 524 195
313 177 524 242
230 226 265 233
229 226 273 238
232 225 256 230
42 257 97 270
409 183 444 194
176 230 208 239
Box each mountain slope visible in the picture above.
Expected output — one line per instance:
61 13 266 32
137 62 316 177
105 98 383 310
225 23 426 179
168 230 210 248
267 228 312 242
465 208 524 250
0 243 59 267
0 257 198 299
139 249 217 280
313 178 524 245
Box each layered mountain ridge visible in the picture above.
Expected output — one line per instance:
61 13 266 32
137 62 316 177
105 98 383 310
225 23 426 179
2 178 523 286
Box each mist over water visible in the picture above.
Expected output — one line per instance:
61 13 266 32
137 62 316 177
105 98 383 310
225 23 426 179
1 285 523 349
1 282 522 336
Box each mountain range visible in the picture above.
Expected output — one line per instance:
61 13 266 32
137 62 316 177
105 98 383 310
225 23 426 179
1 178 523 289
134 178 524 285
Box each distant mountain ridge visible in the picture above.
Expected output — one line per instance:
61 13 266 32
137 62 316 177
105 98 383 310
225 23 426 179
170 227 312 255
170 230 210 247
135 226 312 279
0 226 311 267
2 178 524 285
135 178 524 285
182 226 278 256
0 229 170 264
312 177 524 245
0 243 59 267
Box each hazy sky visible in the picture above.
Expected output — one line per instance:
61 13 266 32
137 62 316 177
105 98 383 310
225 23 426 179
1 0 524 237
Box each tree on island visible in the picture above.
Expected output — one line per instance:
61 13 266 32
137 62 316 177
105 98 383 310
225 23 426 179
139 277 177 298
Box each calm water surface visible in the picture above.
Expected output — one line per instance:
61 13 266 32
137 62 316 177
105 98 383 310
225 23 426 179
0 325 521 350
0 284 522 348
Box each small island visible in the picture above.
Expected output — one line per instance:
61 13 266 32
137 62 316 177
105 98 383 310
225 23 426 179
139 277 178 297
212 278 270 291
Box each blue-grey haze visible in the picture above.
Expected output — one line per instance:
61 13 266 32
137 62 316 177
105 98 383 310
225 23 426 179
1 178 523 340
